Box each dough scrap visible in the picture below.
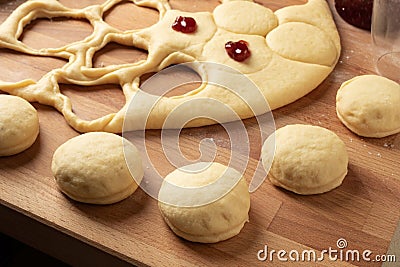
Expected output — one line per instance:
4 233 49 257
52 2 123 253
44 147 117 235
158 162 250 243
0 0 340 133
336 75 400 138
0 95 39 156
261 124 348 195
51 132 143 204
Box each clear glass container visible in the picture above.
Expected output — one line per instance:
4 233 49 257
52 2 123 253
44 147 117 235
335 0 373 30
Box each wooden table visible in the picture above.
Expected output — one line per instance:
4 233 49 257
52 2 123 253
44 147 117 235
1 0 399 266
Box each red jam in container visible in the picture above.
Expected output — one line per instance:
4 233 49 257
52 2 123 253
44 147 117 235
335 0 373 30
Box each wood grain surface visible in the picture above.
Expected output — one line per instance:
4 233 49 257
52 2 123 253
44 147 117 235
1 0 400 266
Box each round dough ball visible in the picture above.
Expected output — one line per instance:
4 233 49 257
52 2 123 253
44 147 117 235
158 162 250 243
336 75 400 138
0 95 39 156
213 1 278 36
52 132 143 204
261 124 348 195
266 22 337 66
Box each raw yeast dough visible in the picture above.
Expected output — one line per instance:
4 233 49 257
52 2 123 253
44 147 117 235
0 0 340 132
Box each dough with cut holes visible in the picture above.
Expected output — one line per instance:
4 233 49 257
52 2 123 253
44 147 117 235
261 124 348 195
336 75 400 138
158 162 250 243
0 95 39 156
0 0 340 133
52 132 143 204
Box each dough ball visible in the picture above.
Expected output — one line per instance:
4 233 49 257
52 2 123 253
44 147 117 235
261 124 348 195
266 22 337 66
336 75 400 138
213 1 277 36
158 162 250 243
0 95 39 156
52 132 143 204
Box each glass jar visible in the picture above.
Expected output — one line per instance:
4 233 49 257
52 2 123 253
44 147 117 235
335 0 374 30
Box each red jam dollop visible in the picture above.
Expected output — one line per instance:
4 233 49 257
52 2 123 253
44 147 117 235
225 40 251 62
172 16 197 33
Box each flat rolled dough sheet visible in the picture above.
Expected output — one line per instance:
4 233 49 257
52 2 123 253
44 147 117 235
0 0 340 133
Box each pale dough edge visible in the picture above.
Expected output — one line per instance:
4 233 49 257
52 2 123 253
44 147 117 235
269 170 347 195
159 208 248 243
57 181 139 205
0 128 39 156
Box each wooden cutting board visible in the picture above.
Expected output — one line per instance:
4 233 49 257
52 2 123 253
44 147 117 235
1 0 399 266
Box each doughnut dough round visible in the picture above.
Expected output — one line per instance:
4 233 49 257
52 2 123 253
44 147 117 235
158 162 250 243
213 1 278 36
0 0 340 133
0 95 39 156
261 124 348 195
336 75 400 138
51 132 143 204
266 22 337 66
